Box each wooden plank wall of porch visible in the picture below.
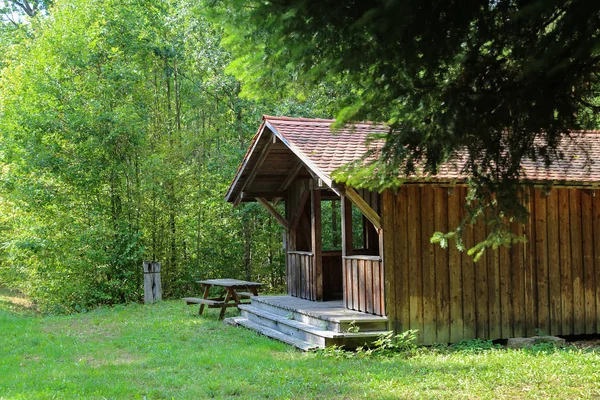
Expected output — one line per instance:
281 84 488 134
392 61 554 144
285 178 385 316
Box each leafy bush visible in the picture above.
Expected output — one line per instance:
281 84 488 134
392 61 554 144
318 330 418 358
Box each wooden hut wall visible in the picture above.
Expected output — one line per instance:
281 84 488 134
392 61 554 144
382 185 600 344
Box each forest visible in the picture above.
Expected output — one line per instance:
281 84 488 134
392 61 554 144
0 0 342 312
1 0 599 313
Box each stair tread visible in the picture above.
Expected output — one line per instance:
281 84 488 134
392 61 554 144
250 296 388 323
232 317 319 351
239 304 390 339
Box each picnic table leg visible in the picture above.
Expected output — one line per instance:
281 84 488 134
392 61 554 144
219 288 234 320
199 284 211 315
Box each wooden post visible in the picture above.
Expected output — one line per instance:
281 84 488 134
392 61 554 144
311 188 323 301
143 261 162 304
341 194 353 257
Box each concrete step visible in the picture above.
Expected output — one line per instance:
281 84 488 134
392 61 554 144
229 316 319 351
249 296 388 333
239 304 389 349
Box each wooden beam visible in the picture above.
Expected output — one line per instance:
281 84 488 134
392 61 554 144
241 191 286 199
344 187 382 231
256 197 289 230
273 161 304 206
240 132 275 195
290 189 310 232
279 161 304 191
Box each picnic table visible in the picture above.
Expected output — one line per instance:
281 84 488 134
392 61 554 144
183 278 263 320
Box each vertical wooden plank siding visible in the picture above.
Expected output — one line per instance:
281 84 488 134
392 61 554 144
448 188 464 342
581 191 596 334
434 187 450 343
511 220 525 337
461 187 477 339
534 189 549 335
286 251 317 300
421 186 436 344
407 186 424 342
395 187 410 333
343 256 384 315
487 228 501 340
352 259 359 309
594 193 600 333
366 260 373 313
498 236 512 338
524 187 537 336
558 189 573 334
382 185 600 344
546 189 561 336
373 256 382 315
474 208 489 339
570 189 585 334
381 191 396 328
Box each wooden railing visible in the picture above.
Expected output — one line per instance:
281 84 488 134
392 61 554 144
287 251 316 300
343 255 385 315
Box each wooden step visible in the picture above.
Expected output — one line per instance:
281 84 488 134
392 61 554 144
249 296 388 333
239 304 390 348
229 317 319 351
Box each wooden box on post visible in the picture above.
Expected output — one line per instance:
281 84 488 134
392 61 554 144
143 261 162 304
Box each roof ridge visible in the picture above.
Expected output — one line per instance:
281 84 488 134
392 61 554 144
263 115 335 123
263 115 389 129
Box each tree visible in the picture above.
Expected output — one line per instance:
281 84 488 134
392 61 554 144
0 0 51 24
222 0 600 256
0 0 329 311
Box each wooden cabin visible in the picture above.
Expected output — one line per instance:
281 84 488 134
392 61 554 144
226 115 600 346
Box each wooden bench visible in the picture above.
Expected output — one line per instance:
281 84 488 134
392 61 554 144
183 297 222 306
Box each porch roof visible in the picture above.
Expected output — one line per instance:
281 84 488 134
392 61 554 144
226 115 600 204
225 116 388 204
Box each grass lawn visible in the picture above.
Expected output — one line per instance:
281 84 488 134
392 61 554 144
1 289 600 399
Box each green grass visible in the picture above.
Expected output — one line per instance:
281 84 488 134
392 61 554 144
1 291 600 399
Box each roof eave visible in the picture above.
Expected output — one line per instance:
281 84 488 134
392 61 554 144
225 119 269 203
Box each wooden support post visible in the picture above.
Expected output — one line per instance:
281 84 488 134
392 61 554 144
341 194 353 257
311 189 323 301
143 261 162 304
290 190 310 232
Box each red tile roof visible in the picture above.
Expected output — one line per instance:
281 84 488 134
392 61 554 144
264 116 600 185
226 115 600 201
263 116 387 185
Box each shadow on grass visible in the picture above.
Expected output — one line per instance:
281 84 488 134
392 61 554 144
0 286 37 315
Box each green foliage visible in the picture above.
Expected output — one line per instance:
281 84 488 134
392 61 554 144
318 329 418 359
221 0 600 256
0 0 331 312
